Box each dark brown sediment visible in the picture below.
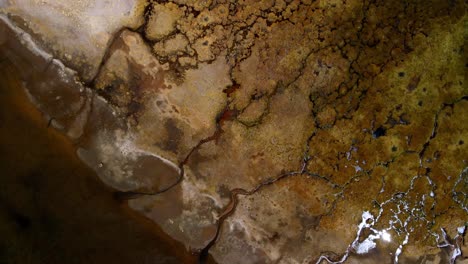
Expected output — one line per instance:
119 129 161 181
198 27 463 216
0 49 197 264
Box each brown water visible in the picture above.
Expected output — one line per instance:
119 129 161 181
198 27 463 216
0 54 197 263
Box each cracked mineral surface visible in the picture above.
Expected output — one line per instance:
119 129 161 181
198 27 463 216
0 0 467 263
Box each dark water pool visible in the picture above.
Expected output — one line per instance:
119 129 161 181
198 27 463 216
0 54 198 264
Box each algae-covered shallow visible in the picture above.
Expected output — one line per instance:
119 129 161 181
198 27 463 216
0 0 467 263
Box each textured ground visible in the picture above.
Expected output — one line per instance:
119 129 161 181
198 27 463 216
0 0 467 263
